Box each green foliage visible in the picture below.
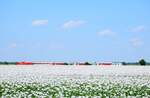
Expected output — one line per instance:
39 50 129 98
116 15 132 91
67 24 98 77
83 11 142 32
0 62 16 65
84 62 92 65
122 62 126 65
0 81 150 97
64 63 68 65
139 59 146 65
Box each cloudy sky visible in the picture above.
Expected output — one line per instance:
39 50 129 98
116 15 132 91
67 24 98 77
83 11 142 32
0 0 150 62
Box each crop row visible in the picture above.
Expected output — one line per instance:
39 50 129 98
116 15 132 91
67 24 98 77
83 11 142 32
0 79 150 98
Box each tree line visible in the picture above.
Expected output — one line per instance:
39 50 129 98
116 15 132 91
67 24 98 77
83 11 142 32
122 59 150 65
0 59 149 65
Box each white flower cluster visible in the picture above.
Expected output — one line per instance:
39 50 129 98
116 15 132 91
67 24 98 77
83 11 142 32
0 65 150 98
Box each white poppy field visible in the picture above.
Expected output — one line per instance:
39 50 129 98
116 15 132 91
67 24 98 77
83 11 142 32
0 65 150 98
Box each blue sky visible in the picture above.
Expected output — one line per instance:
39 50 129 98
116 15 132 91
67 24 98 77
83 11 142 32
0 0 150 62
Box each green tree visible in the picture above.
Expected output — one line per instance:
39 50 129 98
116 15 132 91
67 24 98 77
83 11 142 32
64 62 68 65
139 59 146 65
122 62 126 65
84 62 92 65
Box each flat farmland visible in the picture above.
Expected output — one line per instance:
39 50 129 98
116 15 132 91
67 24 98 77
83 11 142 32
0 65 150 98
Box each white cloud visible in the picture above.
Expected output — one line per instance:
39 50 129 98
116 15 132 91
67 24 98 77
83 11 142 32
49 43 64 50
32 19 48 26
34 42 64 50
62 20 86 29
9 43 26 48
98 29 115 37
10 43 17 48
130 38 143 47
130 25 145 32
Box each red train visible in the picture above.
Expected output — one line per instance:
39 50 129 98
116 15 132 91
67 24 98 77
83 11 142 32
16 62 33 65
15 62 112 66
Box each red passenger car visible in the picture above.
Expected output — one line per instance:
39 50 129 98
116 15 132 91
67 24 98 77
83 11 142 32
98 63 112 66
16 62 33 65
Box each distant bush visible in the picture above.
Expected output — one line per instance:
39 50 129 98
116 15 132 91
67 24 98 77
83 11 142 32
139 59 146 65
84 62 92 65
122 62 126 65
0 62 16 65
64 63 69 65
0 62 8 65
